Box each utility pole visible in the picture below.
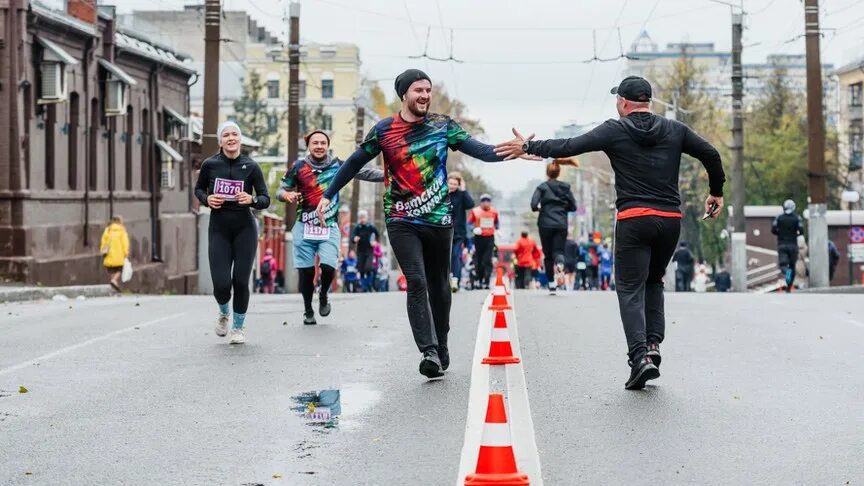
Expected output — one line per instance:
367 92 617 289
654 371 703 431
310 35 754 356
730 11 748 292
287 2 301 163
349 105 365 228
804 0 830 288
202 0 221 156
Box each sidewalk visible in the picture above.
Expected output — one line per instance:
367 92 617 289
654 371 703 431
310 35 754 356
0 284 115 303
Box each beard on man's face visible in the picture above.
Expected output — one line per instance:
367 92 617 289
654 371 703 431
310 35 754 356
407 98 430 117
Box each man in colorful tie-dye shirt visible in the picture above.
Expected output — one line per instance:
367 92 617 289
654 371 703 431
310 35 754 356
278 130 383 326
318 69 538 379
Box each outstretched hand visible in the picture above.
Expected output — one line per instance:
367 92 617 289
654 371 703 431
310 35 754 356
495 128 540 161
316 197 331 227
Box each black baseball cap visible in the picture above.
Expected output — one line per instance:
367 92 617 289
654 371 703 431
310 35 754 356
611 76 652 102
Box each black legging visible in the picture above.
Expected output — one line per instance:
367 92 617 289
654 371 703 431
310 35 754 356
539 227 567 284
298 265 335 312
473 235 495 287
387 221 453 353
209 210 258 314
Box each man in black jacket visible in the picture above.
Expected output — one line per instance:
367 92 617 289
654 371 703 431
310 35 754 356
448 172 475 291
772 199 803 292
496 76 725 390
673 241 695 292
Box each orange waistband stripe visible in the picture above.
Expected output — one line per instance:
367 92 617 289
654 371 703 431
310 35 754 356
617 207 683 220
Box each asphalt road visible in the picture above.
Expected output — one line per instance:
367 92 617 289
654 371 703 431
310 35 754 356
1 290 862 485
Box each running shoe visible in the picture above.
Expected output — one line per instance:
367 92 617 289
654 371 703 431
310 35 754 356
439 345 450 371
646 343 661 367
319 298 331 317
215 313 229 337
549 285 557 296
419 349 444 379
555 263 566 290
450 277 459 293
228 327 246 345
624 357 659 390
303 311 317 326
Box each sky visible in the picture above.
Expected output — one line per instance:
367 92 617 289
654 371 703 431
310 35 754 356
107 0 864 192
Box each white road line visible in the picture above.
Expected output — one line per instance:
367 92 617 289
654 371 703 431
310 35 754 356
456 294 543 486
0 312 185 377
849 319 864 329
504 303 544 485
456 296 492 485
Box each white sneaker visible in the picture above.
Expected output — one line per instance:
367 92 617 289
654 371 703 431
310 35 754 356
228 327 246 344
450 277 459 292
215 313 229 337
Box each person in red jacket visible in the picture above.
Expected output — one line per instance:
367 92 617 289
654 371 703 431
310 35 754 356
513 231 541 289
259 248 278 294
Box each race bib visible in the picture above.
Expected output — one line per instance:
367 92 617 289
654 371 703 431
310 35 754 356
303 223 331 241
577 262 587 270
480 217 495 229
213 178 243 200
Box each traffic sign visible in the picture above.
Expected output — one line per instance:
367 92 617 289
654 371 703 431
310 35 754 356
850 243 864 263
850 226 864 244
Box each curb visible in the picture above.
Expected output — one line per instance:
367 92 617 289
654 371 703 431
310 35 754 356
0 285 115 303
796 285 864 294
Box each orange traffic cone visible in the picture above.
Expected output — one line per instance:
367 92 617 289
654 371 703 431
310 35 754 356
482 312 520 365
488 285 512 311
465 393 530 486
494 267 511 294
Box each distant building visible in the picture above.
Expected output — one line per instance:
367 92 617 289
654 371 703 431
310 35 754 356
834 58 864 196
624 31 837 125
0 1 197 291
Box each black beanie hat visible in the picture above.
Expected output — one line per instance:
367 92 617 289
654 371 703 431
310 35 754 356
395 69 431 100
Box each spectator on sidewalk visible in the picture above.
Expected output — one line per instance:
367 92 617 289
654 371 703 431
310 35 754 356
714 266 731 292
100 215 130 292
341 250 360 293
351 210 379 292
448 171 475 291
828 240 840 282
673 241 695 292
259 248 277 294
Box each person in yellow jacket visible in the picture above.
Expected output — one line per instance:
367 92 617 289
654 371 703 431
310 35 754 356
100 216 130 292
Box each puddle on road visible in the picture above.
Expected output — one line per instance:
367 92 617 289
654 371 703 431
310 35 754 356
290 383 381 432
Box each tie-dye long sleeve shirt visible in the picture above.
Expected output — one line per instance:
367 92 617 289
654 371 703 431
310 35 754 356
322 113 503 227
280 156 383 227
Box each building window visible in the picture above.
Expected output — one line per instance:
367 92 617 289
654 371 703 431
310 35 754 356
45 104 56 189
851 122 863 170
267 79 279 99
161 159 175 189
267 114 279 133
125 105 134 190
299 113 308 135
322 114 333 131
851 83 863 107
89 98 99 191
68 93 80 190
321 79 334 99
299 80 307 99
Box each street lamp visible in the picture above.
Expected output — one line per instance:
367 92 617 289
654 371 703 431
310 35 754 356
841 190 860 285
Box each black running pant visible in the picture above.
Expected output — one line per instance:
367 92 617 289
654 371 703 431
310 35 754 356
298 265 335 313
209 210 258 314
539 227 567 284
387 221 453 353
614 216 681 362
515 265 532 289
473 235 495 287
777 244 798 285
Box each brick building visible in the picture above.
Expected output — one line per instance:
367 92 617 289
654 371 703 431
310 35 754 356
0 1 199 292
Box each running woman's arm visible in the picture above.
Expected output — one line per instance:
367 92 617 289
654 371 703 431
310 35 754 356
530 186 542 212
523 122 614 159
194 162 211 206
250 164 271 210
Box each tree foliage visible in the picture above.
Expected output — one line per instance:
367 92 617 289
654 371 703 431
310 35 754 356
232 70 282 156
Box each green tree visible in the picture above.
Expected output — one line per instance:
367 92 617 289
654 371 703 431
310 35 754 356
232 70 283 156
652 56 730 266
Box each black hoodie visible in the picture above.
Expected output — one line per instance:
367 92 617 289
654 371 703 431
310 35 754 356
531 179 577 229
526 112 724 213
195 151 270 211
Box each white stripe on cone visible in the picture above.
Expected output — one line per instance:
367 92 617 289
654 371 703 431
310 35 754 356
479 423 513 447
492 286 507 296
491 328 511 342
